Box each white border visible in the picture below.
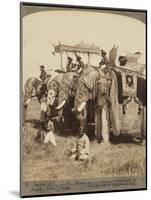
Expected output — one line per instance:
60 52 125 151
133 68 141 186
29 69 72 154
0 0 150 199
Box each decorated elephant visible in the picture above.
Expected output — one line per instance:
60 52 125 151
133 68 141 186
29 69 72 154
47 71 79 132
23 77 44 122
74 63 146 143
45 71 65 131
23 72 58 123
24 77 41 105
74 65 120 143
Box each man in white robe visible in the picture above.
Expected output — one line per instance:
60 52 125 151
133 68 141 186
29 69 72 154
43 120 57 146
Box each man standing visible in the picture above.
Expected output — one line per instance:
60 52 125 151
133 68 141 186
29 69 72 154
39 65 47 81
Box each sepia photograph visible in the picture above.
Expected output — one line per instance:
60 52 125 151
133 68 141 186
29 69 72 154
20 2 147 197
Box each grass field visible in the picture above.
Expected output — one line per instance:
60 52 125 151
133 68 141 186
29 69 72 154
22 98 146 181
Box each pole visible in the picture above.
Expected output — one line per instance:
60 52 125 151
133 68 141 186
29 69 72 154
88 52 90 65
140 106 145 144
59 52 64 70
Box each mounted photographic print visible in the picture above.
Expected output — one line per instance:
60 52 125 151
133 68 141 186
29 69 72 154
20 2 147 197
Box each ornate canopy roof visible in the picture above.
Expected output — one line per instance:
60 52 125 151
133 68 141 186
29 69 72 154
54 42 101 55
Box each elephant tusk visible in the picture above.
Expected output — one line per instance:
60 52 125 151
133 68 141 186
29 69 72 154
25 98 30 105
77 102 86 112
50 97 55 106
56 100 66 110
71 108 75 112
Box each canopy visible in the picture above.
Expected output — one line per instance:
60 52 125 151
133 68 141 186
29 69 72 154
54 42 101 55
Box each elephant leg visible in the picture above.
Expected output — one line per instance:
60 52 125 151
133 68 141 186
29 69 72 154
95 107 102 143
23 105 28 124
81 108 87 132
40 102 48 129
140 106 146 145
101 107 110 143
40 110 46 122
56 108 65 134
77 108 87 133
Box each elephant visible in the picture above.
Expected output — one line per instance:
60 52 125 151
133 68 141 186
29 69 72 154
95 68 120 143
47 71 79 132
24 77 41 105
46 72 65 130
23 72 59 124
75 66 124 143
74 64 145 143
23 77 44 122
74 65 100 133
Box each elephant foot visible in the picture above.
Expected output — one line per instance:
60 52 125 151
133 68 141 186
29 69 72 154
132 137 146 145
99 142 111 146
140 139 145 146
97 139 102 144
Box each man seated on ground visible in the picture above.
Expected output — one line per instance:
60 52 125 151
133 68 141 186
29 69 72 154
43 120 57 146
36 120 57 146
69 126 90 161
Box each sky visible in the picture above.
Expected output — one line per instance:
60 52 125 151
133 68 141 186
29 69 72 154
23 10 146 84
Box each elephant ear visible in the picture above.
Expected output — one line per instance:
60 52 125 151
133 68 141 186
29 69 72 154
109 70 120 136
75 81 89 109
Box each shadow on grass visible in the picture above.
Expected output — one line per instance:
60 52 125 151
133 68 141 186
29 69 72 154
25 119 41 129
23 119 143 145
110 133 141 145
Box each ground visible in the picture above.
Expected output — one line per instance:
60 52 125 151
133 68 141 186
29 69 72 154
22 98 146 181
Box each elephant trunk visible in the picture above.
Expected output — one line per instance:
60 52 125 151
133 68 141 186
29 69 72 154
56 89 69 110
23 93 31 107
47 89 57 106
